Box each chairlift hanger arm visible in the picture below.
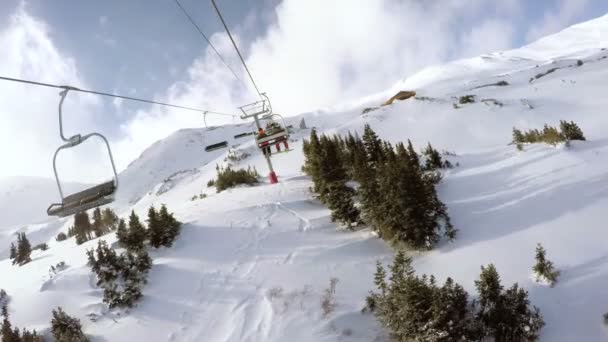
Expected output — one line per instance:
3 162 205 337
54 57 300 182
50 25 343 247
48 90 120 217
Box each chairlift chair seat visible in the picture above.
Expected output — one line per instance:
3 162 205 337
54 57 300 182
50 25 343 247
205 141 229 152
47 180 116 217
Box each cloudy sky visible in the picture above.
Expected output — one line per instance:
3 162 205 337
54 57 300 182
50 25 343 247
1 0 606 182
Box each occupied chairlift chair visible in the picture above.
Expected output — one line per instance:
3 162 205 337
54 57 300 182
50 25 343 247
47 88 119 217
255 113 290 154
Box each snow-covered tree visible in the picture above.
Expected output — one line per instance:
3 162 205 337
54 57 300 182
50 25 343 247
87 240 152 309
51 307 89 342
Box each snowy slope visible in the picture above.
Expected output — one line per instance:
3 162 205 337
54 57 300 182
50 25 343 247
3 13 608 342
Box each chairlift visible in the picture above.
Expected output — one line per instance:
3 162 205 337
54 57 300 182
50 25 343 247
255 113 290 154
205 141 228 152
234 131 254 139
47 88 119 217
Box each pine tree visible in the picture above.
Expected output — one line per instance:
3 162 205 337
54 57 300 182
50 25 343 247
87 240 151 309
74 212 93 245
316 135 348 202
325 182 360 230
126 211 147 251
92 208 104 238
51 307 89 342
533 243 560 286
159 205 181 247
474 264 544 341
500 283 545 341
362 124 384 168
1 309 12 342
146 206 163 248
427 277 475 341
8 244 16 263
559 120 586 141
512 127 524 144
423 143 443 171
542 124 563 145
115 219 128 247
406 139 421 170
16 233 32 266
101 208 119 231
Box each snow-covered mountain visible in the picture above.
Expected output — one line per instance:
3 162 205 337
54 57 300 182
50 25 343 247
3 13 608 341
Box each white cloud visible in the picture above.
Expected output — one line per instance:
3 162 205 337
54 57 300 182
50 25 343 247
458 19 516 58
113 33 249 168
0 8 108 183
114 0 526 167
526 0 590 42
7 0 590 180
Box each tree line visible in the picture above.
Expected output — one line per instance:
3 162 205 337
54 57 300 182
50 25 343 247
302 124 455 249
366 252 545 341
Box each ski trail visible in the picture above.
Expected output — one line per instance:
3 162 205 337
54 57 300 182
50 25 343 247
274 202 313 232
166 204 283 342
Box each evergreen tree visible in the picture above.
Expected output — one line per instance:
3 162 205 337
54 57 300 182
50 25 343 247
512 128 525 144
51 307 89 342
125 211 147 252
423 143 443 171
406 139 421 170
474 264 544 341
87 240 152 309
11 327 19 342
101 208 119 231
8 244 16 264
362 124 384 168
16 233 32 266
542 124 562 145
1 309 12 342
92 208 104 238
533 243 560 286
115 219 128 247
74 212 93 245
302 129 323 192
146 206 162 248
325 182 360 230
559 120 586 141
500 283 545 341
317 135 348 201
158 205 181 247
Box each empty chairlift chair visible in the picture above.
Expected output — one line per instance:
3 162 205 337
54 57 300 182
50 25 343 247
47 88 119 217
204 141 228 152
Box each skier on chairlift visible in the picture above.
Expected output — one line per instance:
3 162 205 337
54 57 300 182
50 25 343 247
265 121 289 153
258 128 271 156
